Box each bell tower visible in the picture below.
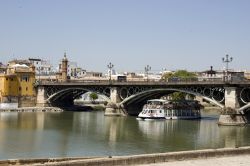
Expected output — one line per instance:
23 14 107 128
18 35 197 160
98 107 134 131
61 52 68 82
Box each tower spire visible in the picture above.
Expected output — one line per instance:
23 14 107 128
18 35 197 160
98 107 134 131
64 51 67 58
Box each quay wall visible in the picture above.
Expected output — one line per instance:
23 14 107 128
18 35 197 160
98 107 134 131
1 146 250 166
0 107 63 112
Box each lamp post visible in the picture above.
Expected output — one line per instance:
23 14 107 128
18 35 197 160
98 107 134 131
144 65 151 82
38 66 41 84
222 54 233 82
107 62 114 82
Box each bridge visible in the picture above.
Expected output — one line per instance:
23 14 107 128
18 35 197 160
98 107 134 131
36 80 250 125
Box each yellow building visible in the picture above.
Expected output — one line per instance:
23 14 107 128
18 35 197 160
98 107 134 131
0 61 36 107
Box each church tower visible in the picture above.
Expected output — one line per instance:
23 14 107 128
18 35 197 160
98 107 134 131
61 52 68 82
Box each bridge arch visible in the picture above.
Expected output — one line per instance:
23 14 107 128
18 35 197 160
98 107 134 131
120 88 224 115
46 87 110 106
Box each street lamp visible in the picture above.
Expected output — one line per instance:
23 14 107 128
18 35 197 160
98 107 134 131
144 65 151 82
107 62 114 82
38 66 41 84
222 54 233 82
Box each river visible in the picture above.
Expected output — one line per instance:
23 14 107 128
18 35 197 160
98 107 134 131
0 110 250 160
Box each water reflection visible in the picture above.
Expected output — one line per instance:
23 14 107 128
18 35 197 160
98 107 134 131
0 111 250 160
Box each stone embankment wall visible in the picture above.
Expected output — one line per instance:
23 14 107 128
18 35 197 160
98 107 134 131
1 147 250 166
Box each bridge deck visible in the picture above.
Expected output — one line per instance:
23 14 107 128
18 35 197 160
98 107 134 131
39 80 250 86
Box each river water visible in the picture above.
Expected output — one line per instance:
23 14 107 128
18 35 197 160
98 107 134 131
0 110 250 160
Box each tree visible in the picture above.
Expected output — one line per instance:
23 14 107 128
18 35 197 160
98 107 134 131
162 70 197 81
162 70 197 100
89 92 98 103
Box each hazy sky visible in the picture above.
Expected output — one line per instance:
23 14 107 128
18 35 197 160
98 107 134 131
0 0 250 72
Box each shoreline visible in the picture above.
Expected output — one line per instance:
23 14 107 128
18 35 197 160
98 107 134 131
0 105 219 113
0 107 64 112
1 146 250 166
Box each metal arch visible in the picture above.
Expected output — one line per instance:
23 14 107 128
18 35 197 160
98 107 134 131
120 88 224 108
203 88 212 97
50 89 77 102
132 91 172 105
125 91 162 106
46 87 111 102
238 102 250 113
211 88 225 103
240 88 250 104
72 91 87 100
119 87 129 100
46 87 62 98
103 87 111 97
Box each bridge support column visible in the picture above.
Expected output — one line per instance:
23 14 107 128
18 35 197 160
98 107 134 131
224 87 240 109
110 87 122 103
36 86 50 107
105 87 126 116
218 87 247 126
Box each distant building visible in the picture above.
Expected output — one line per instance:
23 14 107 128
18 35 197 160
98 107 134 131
58 58 86 79
29 58 54 76
56 53 69 82
0 60 36 107
244 71 250 80
125 72 144 81
197 67 245 82
0 62 6 73
85 71 103 78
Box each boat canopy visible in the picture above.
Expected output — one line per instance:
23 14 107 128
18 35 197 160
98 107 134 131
147 99 168 105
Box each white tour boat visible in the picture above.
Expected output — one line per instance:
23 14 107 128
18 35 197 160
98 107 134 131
137 99 201 120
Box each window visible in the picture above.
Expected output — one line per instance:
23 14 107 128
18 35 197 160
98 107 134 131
21 75 29 82
6 78 8 81
26 87 28 91
19 87 22 91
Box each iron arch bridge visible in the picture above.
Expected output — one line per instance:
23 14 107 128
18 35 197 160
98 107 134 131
36 81 250 114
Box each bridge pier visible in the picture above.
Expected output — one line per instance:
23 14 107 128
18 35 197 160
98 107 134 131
218 87 247 126
104 102 126 116
105 87 126 116
36 86 50 107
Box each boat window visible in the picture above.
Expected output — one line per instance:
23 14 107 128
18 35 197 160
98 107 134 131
159 110 162 113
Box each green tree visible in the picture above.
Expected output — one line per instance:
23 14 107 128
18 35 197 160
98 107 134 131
162 70 197 100
171 92 186 100
162 70 197 81
89 92 98 103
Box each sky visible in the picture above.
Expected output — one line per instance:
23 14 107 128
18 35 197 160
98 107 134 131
0 0 250 73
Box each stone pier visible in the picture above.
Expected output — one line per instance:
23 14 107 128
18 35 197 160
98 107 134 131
104 87 126 116
218 87 247 126
36 86 50 107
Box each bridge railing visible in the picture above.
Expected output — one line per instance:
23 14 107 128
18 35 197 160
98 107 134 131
36 79 250 85
37 77 250 85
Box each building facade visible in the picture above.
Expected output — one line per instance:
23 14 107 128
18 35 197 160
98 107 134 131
0 60 36 107
29 58 54 76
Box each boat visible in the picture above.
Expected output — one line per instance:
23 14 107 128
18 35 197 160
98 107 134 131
137 99 201 120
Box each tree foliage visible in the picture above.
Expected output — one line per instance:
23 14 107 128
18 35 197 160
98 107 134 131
162 70 197 100
89 92 98 101
171 92 186 100
162 70 197 81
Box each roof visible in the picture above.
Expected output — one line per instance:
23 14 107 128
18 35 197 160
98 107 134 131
29 58 41 61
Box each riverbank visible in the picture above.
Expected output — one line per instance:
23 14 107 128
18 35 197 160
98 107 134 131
1 146 250 166
0 107 63 112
